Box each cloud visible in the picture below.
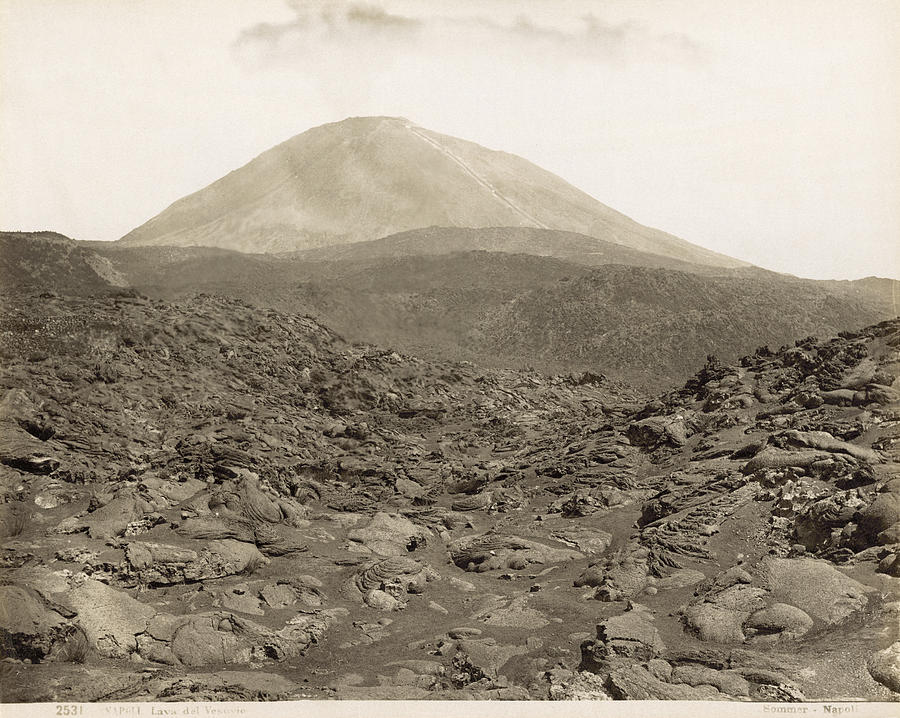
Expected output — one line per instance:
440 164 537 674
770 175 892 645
506 13 701 63
233 1 704 68
235 2 421 59
344 3 422 30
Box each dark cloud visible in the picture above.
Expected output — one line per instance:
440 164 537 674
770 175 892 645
345 4 422 29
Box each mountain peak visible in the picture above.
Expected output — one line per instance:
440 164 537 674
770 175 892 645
278 116 416 146
301 115 413 133
118 118 748 268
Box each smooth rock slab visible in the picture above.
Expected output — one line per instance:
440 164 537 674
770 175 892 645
867 642 900 694
449 576 477 592
680 582 769 644
85 495 144 540
61 578 156 658
682 603 751 644
877 552 900 577
876 522 900 546
260 583 300 609
170 610 337 667
744 603 813 641
218 585 265 616
654 569 706 591
347 512 428 556
598 608 666 657
858 494 900 543
0 427 59 475
453 638 528 680
170 615 254 666
779 430 881 464
54 492 146 540
670 664 751 697
605 665 728 700
582 607 665 670
450 533 583 573
124 539 267 585
551 527 613 555
476 595 549 629
0 584 73 661
758 557 870 624
742 448 834 475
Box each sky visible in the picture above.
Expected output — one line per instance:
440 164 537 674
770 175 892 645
1 0 898 280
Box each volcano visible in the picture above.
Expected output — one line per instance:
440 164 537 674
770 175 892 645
120 116 748 268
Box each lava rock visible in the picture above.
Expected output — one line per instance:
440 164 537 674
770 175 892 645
743 603 814 641
347 512 429 555
124 539 268 585
449 533 582 573
858 493 900 544
0 585 74 661
60 578 156 658
758 557 870 624
867 642 900 693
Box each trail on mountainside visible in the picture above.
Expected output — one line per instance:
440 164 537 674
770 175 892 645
404 122 549 230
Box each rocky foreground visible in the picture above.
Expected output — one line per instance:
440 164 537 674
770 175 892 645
0 291 898 702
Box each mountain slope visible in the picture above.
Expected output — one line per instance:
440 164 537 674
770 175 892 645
0 231 128 296
288 225 716 273
119 116 747 268
92 242 898 391
288 258 897 389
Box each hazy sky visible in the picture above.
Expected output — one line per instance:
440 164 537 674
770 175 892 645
2 0 898 279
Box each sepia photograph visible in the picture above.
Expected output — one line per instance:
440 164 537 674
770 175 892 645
0 0 898 714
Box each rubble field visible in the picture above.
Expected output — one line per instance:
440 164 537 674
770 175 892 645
0 292 897 702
